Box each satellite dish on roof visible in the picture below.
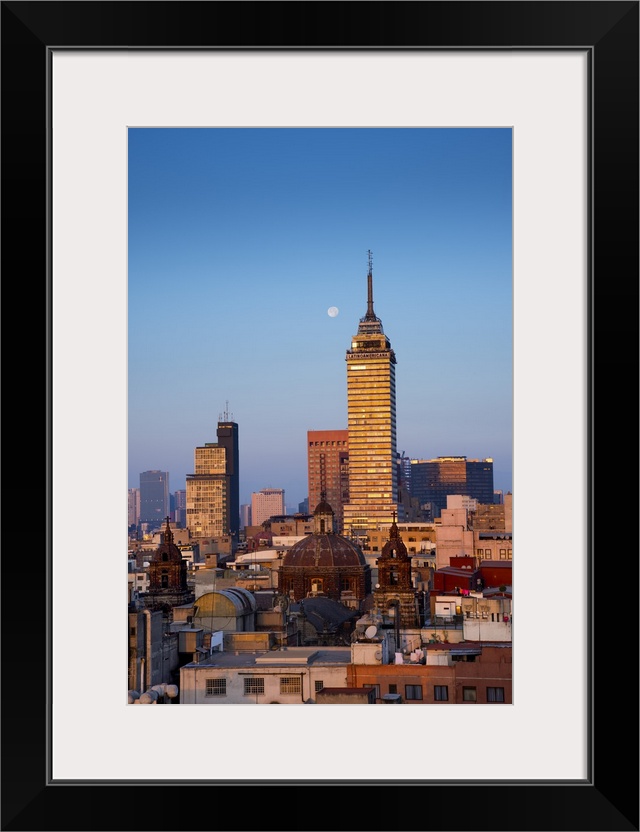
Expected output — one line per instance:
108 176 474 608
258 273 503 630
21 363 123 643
365 625 378 639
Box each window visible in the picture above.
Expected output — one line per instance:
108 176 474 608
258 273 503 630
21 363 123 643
434 685 449 701
365 684 380 699
205 678 226 697
244 677 265 696
405 685 423 701
487 686 505 702
499 548 507 559
388 684 397 694
314 680 324 693
280 676 301 695
462 686 477 702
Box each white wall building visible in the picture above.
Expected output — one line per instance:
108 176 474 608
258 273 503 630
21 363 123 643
179 646 350 704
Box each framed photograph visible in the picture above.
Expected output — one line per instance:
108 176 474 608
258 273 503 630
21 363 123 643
3 2 637 830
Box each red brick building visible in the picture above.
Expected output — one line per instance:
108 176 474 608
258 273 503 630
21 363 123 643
347 643 512 703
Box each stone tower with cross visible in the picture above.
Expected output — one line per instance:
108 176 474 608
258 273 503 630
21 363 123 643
373 512 419 629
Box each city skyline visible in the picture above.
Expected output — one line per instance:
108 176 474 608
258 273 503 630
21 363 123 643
128 127 513 509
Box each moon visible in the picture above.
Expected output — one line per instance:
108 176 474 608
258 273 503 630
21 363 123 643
327 306 339 318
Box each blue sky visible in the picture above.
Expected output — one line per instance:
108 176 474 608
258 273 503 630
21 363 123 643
128 127 512 511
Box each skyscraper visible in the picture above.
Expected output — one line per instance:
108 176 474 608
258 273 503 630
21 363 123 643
409 456 494 518
307 429 349 532
186 444 227 539
342 252 399 540
185 414 239 541
139 470 169 528
215 416 239 541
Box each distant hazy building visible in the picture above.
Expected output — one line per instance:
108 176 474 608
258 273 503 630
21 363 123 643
173 489 187 527
128 488 140 528
307 429 349 533
251 488 285 527
240 503 251 529
343 253 399 540
139 471 169 529
410 456 494 518
298 497 309 514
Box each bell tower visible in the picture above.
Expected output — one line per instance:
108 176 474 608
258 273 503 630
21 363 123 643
373 513 419 628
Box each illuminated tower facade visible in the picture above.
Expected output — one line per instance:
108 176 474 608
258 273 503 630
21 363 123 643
186 443 227 539
185 410 239 541
343 252 399 541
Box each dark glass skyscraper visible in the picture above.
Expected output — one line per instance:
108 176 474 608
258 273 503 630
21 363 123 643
409 456 494 518
216 419 239 541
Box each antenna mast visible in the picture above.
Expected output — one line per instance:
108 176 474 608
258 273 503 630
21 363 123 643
219 400 234 422
366 250 375 318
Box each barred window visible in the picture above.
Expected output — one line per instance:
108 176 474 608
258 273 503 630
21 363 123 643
279 676 301 695
205 678 226 697
434 685 449 701
314 680 324 693
487 686 505 703
244 677 265 696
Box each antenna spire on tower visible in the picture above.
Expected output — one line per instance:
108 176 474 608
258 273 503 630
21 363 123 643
366 249 375 319
219 401 234 422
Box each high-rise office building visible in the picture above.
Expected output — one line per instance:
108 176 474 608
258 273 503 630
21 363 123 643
186 444 226 539
185 416 239 541
251 488 285 527
139 471 169 528
342 252 399 540
215 417 239 541
410 456 494 518
307 429 349 532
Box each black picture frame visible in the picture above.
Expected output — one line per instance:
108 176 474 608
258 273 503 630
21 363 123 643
2 2 638 830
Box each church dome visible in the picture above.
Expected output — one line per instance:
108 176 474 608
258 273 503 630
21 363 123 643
283 533 366 568
313 498 334 515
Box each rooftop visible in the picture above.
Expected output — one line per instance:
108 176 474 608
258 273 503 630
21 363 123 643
182 647 351 670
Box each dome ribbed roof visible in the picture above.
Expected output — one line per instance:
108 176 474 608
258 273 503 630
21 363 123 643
282 533 365 568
